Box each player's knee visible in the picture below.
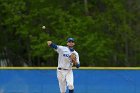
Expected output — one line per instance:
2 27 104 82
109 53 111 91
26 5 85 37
68 84 74 90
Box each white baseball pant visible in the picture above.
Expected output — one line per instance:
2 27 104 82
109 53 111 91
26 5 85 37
57 69 74 93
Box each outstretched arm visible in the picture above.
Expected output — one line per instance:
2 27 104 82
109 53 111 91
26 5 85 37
47 41 57 49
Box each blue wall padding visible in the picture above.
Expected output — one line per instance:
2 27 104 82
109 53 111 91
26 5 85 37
0 69 140 93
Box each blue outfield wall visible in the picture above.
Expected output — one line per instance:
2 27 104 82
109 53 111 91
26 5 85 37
0 69 140 93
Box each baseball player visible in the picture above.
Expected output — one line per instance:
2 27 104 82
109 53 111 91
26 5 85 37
47 38 80 93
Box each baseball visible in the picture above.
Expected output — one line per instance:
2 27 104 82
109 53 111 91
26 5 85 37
42 26 46 29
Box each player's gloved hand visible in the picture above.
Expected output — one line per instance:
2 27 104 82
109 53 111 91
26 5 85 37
70 53 77 65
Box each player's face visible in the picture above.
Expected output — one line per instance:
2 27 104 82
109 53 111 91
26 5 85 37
67 41 75 47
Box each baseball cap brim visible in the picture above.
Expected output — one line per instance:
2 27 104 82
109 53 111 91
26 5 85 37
67 38 74 42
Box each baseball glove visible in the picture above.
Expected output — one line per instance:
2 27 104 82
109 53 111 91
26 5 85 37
70 53 77 65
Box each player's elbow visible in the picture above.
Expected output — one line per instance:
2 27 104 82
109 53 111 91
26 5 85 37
76 63 80 68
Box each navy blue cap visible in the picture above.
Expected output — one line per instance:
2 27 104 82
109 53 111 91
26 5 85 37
67 38 74 42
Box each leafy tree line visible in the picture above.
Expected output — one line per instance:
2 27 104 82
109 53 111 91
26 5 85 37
0 0 139 67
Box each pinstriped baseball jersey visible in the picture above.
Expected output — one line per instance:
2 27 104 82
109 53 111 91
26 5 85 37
55 45 80 69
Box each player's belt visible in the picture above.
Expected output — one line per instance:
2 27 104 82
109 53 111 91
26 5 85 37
58 68 68 70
